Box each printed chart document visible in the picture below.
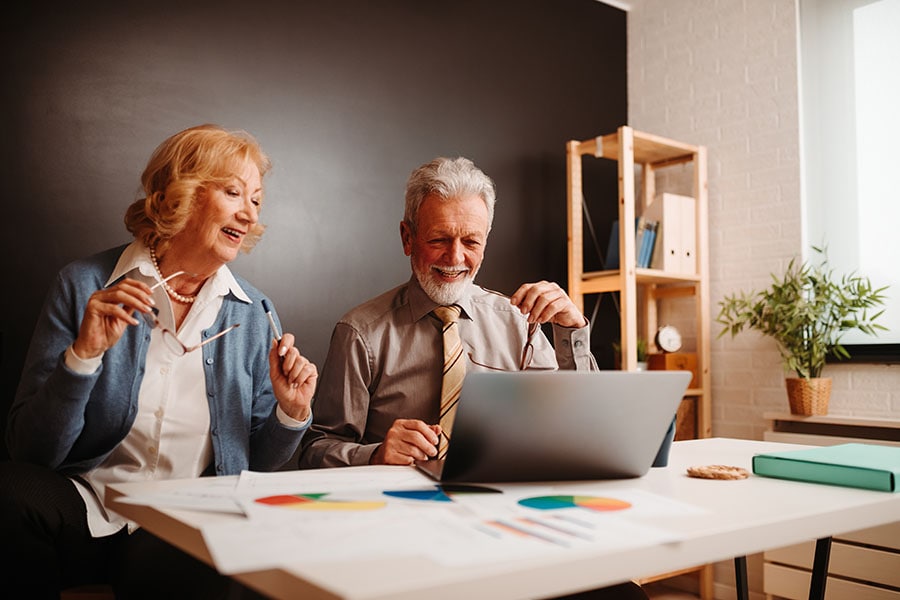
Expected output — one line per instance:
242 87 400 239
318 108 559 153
189 469 702 574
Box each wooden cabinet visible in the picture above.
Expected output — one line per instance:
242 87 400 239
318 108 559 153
566 126 712 597
763 413 900 599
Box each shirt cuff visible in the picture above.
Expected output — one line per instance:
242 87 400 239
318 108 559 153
276 405 313 430
551 321 595 370
65 345 103 375
554 325 591 354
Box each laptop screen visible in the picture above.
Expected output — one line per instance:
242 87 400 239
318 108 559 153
416 370 690 483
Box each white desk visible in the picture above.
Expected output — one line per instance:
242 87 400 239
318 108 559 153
105 438 900 600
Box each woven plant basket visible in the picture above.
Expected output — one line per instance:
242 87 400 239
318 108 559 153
785 377 832 416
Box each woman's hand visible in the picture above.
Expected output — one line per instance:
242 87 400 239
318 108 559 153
268 332 317 422
72 278 155 359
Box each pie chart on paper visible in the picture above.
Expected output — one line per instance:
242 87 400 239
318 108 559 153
518 495 632 512
383 484 502 503
254 493 385 511
383 488 453 502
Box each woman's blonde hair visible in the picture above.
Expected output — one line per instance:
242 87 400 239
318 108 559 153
124 124 272 253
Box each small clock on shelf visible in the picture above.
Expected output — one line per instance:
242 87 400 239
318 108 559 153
655 325 683 353
649 325 697 389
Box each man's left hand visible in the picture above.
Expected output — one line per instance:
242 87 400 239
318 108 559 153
510 280 587 328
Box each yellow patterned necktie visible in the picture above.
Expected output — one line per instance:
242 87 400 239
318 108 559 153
432 305 465 459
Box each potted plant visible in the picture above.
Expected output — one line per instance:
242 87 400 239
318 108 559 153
716 247 887 415
612 337 648 370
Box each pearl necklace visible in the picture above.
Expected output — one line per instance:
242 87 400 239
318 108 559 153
149 245 197 304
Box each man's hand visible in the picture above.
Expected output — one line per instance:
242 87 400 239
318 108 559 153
510 280 587 328
370 419 441 465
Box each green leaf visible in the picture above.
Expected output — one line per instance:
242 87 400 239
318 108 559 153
716 246 889 378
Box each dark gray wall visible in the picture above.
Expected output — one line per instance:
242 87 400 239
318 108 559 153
0 0 626 457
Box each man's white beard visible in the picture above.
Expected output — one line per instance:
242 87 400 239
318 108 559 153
415 265 475 305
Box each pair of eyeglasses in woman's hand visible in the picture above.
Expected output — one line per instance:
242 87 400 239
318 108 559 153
144 270 238 356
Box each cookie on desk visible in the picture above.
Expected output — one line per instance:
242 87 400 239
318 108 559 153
686 464 750 480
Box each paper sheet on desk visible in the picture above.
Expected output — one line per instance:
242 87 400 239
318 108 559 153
449 485 707 520
200 477 700 574
114 477 243 514
234 465 430 495
202 511 553 574
113 466 429 516
202 503 682 574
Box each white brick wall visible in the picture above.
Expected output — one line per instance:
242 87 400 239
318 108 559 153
626 1 900 597
627 0 900 445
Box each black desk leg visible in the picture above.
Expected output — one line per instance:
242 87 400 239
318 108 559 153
734 555 749 600
808 536 833 600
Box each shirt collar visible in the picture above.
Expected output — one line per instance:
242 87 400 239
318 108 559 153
107 240 252 304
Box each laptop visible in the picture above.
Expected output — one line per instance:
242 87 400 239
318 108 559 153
415 370 690 483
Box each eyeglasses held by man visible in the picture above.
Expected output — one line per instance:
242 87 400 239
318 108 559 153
466 321 556 371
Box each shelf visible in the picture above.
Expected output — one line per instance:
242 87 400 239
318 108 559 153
567 126 713 599
579 269 701 294
763 412 900 430
566 126 709 428
573 129 699 165
764 412 900 444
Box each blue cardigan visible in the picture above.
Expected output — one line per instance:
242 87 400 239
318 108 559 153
7 245 307 476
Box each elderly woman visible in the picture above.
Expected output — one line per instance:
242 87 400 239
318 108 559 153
1 124 317 598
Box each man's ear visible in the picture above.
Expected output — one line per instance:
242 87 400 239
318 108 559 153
400 221 413 256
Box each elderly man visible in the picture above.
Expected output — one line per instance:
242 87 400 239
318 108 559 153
300 156 598 468
300 156 647 600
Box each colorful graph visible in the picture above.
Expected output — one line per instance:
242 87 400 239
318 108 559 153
482 519 570 546
383 484 502 503
518 495 632 512
255 493 385 511
383 489 452 502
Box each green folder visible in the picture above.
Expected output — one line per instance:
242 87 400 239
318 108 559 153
752 443 900 492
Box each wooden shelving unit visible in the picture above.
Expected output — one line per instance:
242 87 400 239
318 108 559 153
566 125 713 597
566 125 710 436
